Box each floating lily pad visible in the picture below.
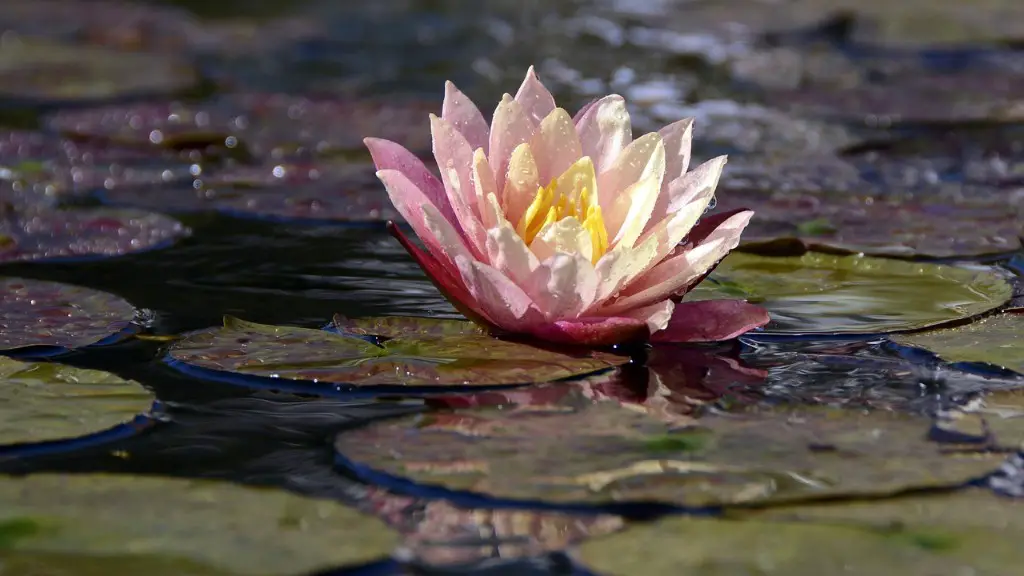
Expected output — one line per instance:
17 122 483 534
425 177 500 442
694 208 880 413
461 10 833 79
167 316 624 388
0 38 198 103
0 277 136 353
890 312 1024 375
0 356 153 447
99 162 398 223
0 473 397 575
577 492 1024 575
711 178 1023 258
0 206 189 263
686 253 1011 335
47 95 435 161
335 394 1002 508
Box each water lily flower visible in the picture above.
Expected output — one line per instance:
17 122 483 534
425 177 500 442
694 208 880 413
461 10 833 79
365 67 769 346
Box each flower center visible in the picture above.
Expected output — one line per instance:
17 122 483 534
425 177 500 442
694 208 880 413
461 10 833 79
514 165 608 263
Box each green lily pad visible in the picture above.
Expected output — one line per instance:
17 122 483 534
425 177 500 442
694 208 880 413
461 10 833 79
167 316 625 387
686 253 1012 335
0 473 397 575
0 39 198 103
0 356 153 445
577 492 1024 575
0 277 136 352
712 179 1023 258
335 392 1002 508
890 312 1024 375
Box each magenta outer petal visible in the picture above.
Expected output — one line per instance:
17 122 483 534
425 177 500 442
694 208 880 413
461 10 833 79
650 300 770 343
527 317 650 347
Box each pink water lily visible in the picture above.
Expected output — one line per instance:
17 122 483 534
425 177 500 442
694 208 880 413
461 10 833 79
366 67 769 346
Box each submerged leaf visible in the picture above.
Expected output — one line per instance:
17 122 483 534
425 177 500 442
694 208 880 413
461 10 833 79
0 356 153 446
0 277 136 352
0 473 397 575
687 253 1011 334
335 392 1002 508
168 316 625 387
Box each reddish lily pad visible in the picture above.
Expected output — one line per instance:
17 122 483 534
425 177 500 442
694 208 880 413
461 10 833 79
687 253 1012 335
889 312 1024 375
0 38 198 104
0 206 189 263
47 95 435 161
98 161 398 223
167 316 625 388
335 391 1002 508
714 167 1023 258
0 277 136 353
0 356 153 446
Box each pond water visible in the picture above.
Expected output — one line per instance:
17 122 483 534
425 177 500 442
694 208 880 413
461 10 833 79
1 0 1023 574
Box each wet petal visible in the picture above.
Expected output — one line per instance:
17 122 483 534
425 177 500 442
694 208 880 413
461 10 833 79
456 256 545 331
606 167 663 251
650 300 770 343
597 132 666 224
531 217 592 262
514 65 557 126
575 95 631 174
484 194 540 289
442 81 490 153
364 137 457 227
659 117 694 184
431 114 489 259
526 316 649 347
525 252 598 319
618 299 675 333
472 148 498 229
375 169 466 256
501 143 541 227
648 155 727 234
530 108 584 184
489 95 537 198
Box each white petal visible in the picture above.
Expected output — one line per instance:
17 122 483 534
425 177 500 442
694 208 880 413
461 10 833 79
602 135 665 245
597 132 666 226
575 95 631 174
472 148 498 229
530 217 593 262
524 252 598 320
484 194 540 288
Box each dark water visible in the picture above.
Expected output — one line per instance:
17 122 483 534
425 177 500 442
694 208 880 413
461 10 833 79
1 0 1024 574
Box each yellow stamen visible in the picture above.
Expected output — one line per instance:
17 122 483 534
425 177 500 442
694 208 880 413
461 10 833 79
513 158 609 264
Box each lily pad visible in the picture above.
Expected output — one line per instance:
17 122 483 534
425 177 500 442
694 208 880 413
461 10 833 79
0 206 189 263
98 162 399 223
167 316 624 388
0 38 198 103
335 393 1002 508
0 473 397 575
0 277 136 353
711 178 1023 258
577 494 1024 575
0 356 153 447
889 312 1024 375
686 252 1012 335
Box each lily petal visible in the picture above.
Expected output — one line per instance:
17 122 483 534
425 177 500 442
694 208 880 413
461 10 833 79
525 252 598 319
484 193 540 289
527 316 649 347
430 114 489 259
659 117 694 184
598 132 666 232
386 221 498 330
364 137 457 227
572 98 599 123
619 299 675 334
455 256 546 330
650 300 770 343
531 217 593 262
575 95 631 174
658 155 728 227
501 143 541 227
442 81 490 153
375 169 464 256
530 108 584 184
472 149 499 229
607 167 663 250
489 94 537 198
514 65 557 125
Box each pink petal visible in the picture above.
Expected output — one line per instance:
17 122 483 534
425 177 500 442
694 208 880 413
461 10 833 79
572 98 599 124
659 117 694 184
489 96 538 198
455 256 546 332
375 169 466 257
387 221 498 331
575 95 631 174
442 81 491 153
514 65 557 126
597 132 665 225
650 300 770 343
524 252 598 320
364 137 457 228
430 114 489 260
619 299 675 333
527 316 649 347
604 210 754 313
644 155 727 238
530 108 584 184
